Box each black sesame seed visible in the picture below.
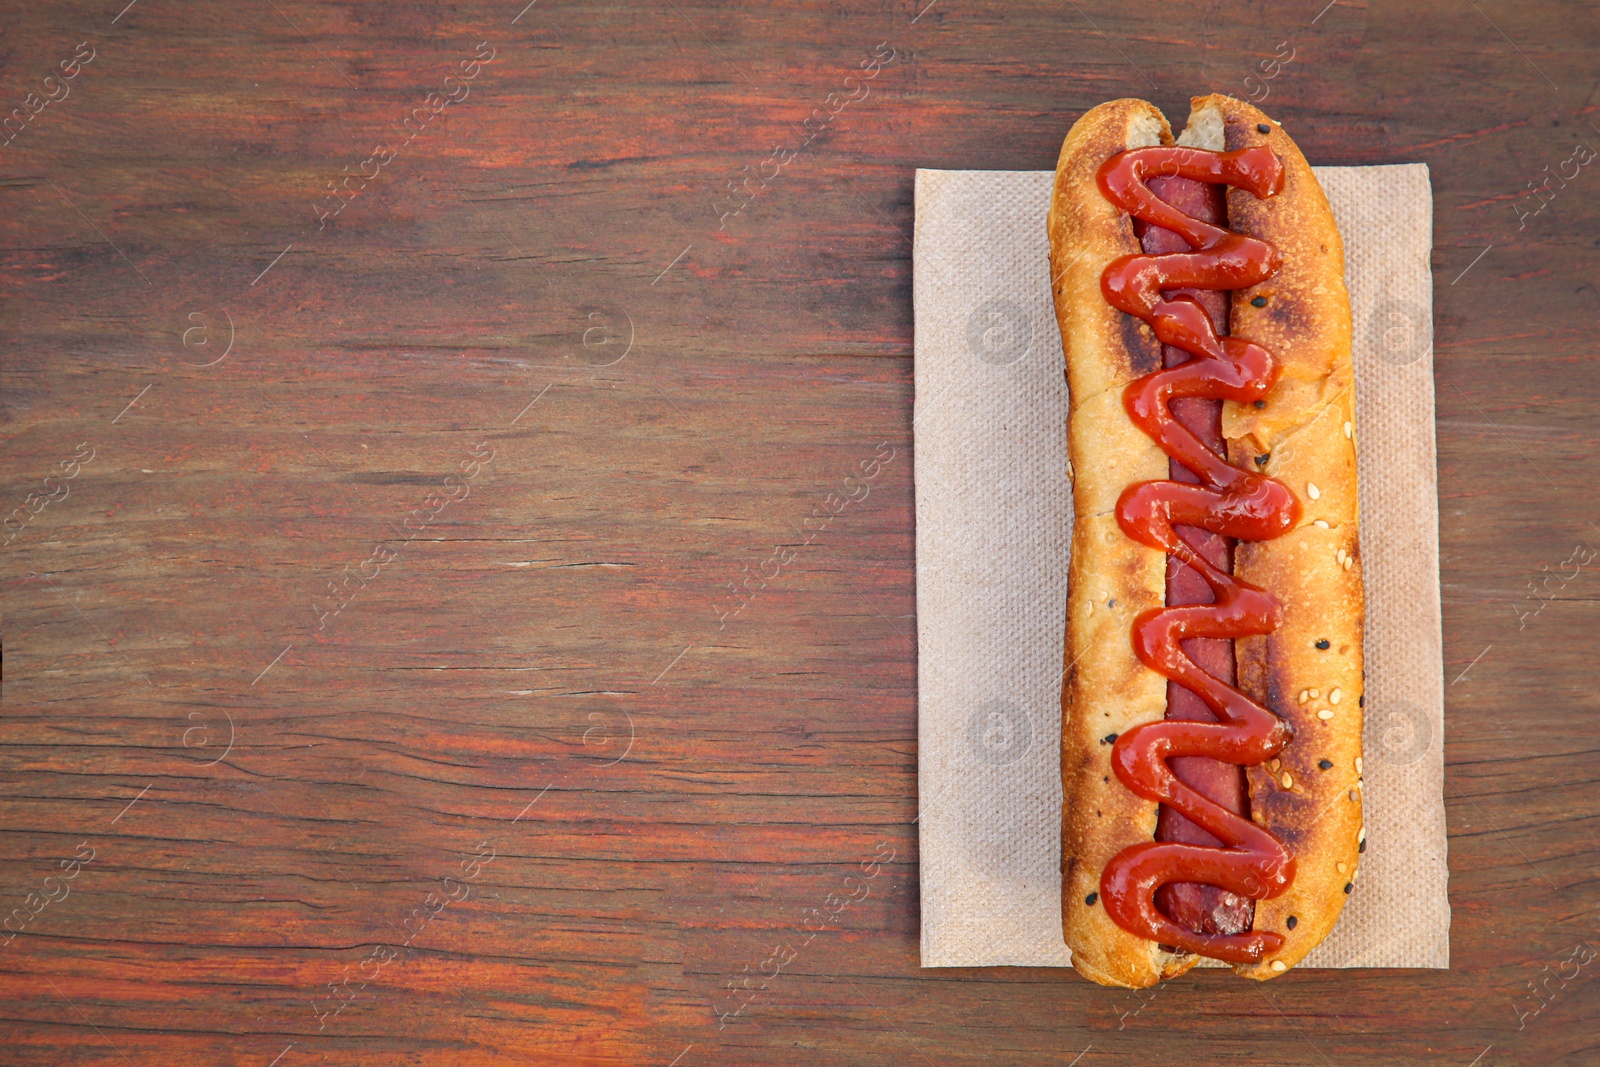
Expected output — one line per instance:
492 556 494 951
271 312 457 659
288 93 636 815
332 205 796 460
1318 759 1333 770
1344 883 1354 894
1315 639 1330 650
1286 915 1298 930
1102 733 1119 744
1359 838 1367 853
1253 399 1267 409
1257 123 1272 134
1251 295 1268 307
1254 453 1270 466
1086 892 1099 906
1359 695 1365 707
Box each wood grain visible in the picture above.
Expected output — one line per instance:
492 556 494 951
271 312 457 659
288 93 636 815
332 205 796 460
1 0 1597 1063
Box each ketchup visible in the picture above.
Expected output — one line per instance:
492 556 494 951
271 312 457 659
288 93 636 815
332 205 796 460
1095 145 1299 964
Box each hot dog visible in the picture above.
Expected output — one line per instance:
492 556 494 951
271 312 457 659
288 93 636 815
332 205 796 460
1049 95 1363 988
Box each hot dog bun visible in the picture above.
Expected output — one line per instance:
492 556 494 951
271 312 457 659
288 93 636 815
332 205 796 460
1051 95 1363 989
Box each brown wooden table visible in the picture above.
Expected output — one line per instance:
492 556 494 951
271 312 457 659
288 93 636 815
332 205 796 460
2 1 1597 1063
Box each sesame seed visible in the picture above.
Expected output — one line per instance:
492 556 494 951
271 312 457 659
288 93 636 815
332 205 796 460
1360 838 1367 853
1298 690 1310 704
1269 758 1281 772
1253 810 1266 825
1307 482 1321 500
1318 709 1335 721
1308 688 1320 699
1255 453 1270 466
1344 882 1353 894
1337 862 1348 874
1348 789 1359 802
1355 757 1364 775
1343 421 1352 439
1281 772 1294 789
1251 295 1268 307
1286 915 1298 929
1352 866 1361 882
1257 123 1272 135
1315 639 1330 650
1358 827 1367 844
1254 399 1266 408
1270 959 1287 972
1330 688 1342 704
1086 892 1098 906
1313 519 1329 528
1359 695 1365 708
1318 759 1333 770
1336 548 1347 565
1102 733 1118 744
1342 556 1353 571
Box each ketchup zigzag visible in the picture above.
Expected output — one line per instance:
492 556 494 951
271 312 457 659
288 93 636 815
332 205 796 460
1095 145 1300 963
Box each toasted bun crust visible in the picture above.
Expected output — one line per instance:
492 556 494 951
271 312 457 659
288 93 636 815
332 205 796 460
1051 95 1363 989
